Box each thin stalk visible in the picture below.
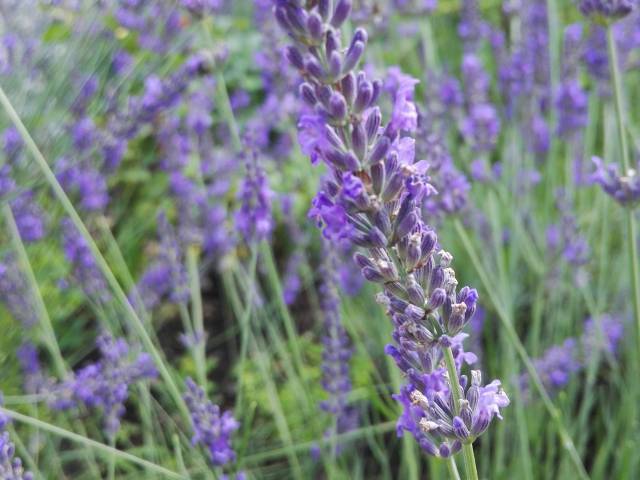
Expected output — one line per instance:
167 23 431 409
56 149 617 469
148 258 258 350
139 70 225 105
443 346 478 480
259 241 306 378
228 247 259 411
607 26 640 363
0 407 187 480
108 438 116 480
96 216 150 325
446 454 462 480
453 219 589 480
0 85 191 426
187 245 207 390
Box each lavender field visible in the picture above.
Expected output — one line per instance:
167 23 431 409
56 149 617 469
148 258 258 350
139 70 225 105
1 0 639 479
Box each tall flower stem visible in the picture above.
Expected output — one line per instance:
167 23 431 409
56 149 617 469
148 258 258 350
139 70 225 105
187 245 207 390
0 85 192 428
443 346 478 480
607 26 640 363
453 219 589 480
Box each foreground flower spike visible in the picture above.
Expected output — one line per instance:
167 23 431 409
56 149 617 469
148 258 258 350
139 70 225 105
0 396 34 480
183 378 240 467
273 0 508 470
590 156 640 207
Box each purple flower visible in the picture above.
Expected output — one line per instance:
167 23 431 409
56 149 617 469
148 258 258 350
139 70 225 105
0 254 39 328
235 151 273 243
556 80 588 138
579 0 635 20
274 0 506 455
17 342 51 396
9 191 46 243
519 315 624 399
51 334 157 439
0 397 33 480
184 378 240 466
393 369 509 456
591 156 640 207
386 67 419 133
2 127 22 159
61 219 111 302
134 213 189 311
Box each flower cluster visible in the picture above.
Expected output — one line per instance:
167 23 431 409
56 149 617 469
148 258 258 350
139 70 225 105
61 219 111 303
0 398 33 480
51 334 157 439
590 156 640 207
134 213 190 312
235 150 274 244
183 378 240 466
579 0 636 21
0 254 38 328
519 315 624 398
274 0 508 457
395 368 509 456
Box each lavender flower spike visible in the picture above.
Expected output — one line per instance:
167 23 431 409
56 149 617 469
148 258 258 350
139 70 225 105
590 156 640 207
184 378 240 466
274 0 508 465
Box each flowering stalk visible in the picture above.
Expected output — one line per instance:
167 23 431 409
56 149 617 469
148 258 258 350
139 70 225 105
187 245 208 390
606 24 640 363
272 1 507 476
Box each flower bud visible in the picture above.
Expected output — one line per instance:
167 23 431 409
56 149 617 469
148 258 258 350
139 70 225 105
286 46 305 70
331 0 352 28
306 12 324 40
341 72 356 105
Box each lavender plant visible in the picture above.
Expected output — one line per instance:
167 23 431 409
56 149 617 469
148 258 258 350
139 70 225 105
272 0 507 476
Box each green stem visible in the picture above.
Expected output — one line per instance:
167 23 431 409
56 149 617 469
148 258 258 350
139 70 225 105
607 26 640 364
446 457 462 480
0 407 187 479
453 219 589 480
0 85 191 426
259 241 306 378
442 346 478 480
445 455 460 480
187 245 207 390
2 204 66 377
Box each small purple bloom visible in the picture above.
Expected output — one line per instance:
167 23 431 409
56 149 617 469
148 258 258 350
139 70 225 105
184 378 240 466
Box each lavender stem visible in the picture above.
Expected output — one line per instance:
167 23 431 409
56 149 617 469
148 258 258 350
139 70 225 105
187 245 207 390
453 219 589 480
446 456 462 480
443 346 478 480
606 25 640 362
